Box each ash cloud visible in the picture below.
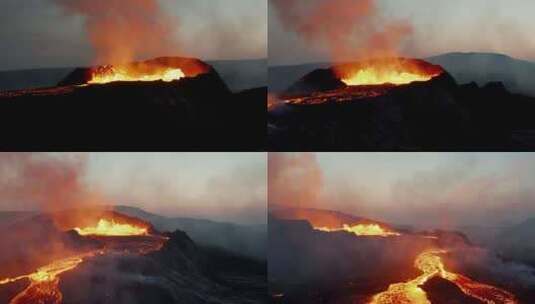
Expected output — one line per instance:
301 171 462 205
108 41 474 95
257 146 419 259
268 153 323 209
174 0 267 61
53 0 179 64
0 0 266 70
0 153 103 212
269 0 412 63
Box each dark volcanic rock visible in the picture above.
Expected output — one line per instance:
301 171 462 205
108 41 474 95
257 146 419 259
286 68 346 96
422 277 481 304
0 57 265 150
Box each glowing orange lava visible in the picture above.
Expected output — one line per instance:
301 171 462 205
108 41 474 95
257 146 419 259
88 65 185 84
315 224 400 237
335 58 443 86
369 250 517 304
341 67 434 86
74 218 148 236
0 254 91 304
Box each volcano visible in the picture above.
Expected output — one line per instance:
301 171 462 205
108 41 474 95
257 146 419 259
268 57 535 151
269 207 528 304
0 209 267 304
0 57 266 150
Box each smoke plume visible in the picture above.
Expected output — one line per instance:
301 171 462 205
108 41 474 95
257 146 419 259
53 0 179 64
268 153 323 209
270 0 412 61
0 153 102 211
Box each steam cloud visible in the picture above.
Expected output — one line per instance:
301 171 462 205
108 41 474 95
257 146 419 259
268 153 323 209
0 153 102 211
53 0 180 64
270 0 412 60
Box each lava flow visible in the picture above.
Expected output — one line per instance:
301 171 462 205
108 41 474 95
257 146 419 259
0 253 94 304
335 58 443 86
369 250 518 304
0 217 166 304
88 64 185 84
315 223 400 237
74 218 148 236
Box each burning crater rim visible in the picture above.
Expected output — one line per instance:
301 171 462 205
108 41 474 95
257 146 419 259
339 71 443 87
333 58 446 87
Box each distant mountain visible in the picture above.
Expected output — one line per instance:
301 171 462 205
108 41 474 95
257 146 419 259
495 217 535 267
269 57 535 150
427 52 535 97
0 59 267 93
114 206 266 260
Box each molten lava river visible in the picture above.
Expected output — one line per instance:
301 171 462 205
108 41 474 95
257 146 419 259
0 219 167 304
369 250 517 304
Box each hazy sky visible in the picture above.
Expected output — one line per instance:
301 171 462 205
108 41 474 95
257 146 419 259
269 0 535 65
270 153 535 228
0 0 267 70
0 153 267 225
